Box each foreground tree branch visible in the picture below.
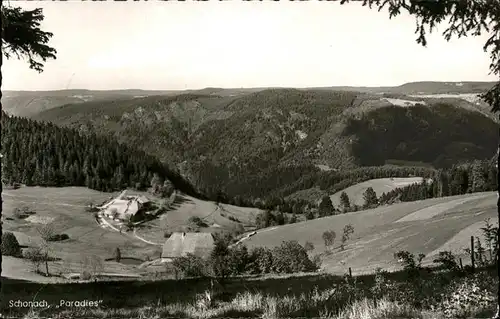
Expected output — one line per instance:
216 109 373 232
1 6 57 73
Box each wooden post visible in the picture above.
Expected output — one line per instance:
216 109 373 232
471 235 475 273
459 258 463 271
349 267 352 278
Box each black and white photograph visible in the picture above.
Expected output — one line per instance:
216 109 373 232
1 0 500 318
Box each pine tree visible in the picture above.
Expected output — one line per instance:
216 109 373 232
363 187 378 209
340 191 351 213
318 196 334 217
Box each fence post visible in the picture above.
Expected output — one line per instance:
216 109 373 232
459 258 463 271
349 267 352 278
471 235 475 273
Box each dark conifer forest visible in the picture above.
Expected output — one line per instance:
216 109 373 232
1 113 199 196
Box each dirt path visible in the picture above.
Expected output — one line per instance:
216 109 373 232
97 213 121 232
96 212 161 246
133 228 162 246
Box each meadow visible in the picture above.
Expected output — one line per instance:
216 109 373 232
1 186 261 282
245 191 496 274
328 177 426 208
3 186 500 319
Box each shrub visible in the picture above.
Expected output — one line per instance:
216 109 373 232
271 240 318 274
322 230 336 250
394 250 425 278
433 251 460 271
434 273 496 318
370 268 397 300
13 206 35 219
311 254 322 270
248 247 274 274
227 245 250 275
47 234 69 242
228 215 241 223
172 253 210 278
304 241 315 252
1 232 21 257
188 216 208 228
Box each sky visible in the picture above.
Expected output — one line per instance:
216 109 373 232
2 1 498 91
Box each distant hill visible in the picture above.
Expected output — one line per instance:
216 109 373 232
309 81 496 95
1 88 264 117
14 81 499 204
3 81 495 117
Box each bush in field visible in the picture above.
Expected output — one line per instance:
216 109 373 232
248 247 274 274
210 235 232 278
394 251 425 272
271 240 318 274
1 232 21 257
304 241 314 252
433 251 460 272
370 268 397 300
47 233 69 241
322 230 336 251
188 216 208 228
227 245 250 275
13 206 35 219
172 253 209 278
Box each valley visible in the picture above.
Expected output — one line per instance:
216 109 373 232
2 81 500 319
9 82 495 205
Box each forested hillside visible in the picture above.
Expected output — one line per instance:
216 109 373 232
343 103 498 168
1 113 199 196
32 88 499 205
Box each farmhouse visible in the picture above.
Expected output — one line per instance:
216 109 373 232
98 190 152 221
161 232 215 262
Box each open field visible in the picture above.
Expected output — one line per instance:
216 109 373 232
328 177 425 209
1 187 260 282
245 191 496 275
133 195 261 244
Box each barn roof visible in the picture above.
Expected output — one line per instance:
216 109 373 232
136 195 150 204
161 232 215 259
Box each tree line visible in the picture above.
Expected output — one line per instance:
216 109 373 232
1 113 199 196
252 159 497 230
171 234 319 279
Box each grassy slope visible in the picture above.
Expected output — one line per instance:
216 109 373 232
134 194 262 244
328 177 425 208
1 187 261 282
243 191 496 275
